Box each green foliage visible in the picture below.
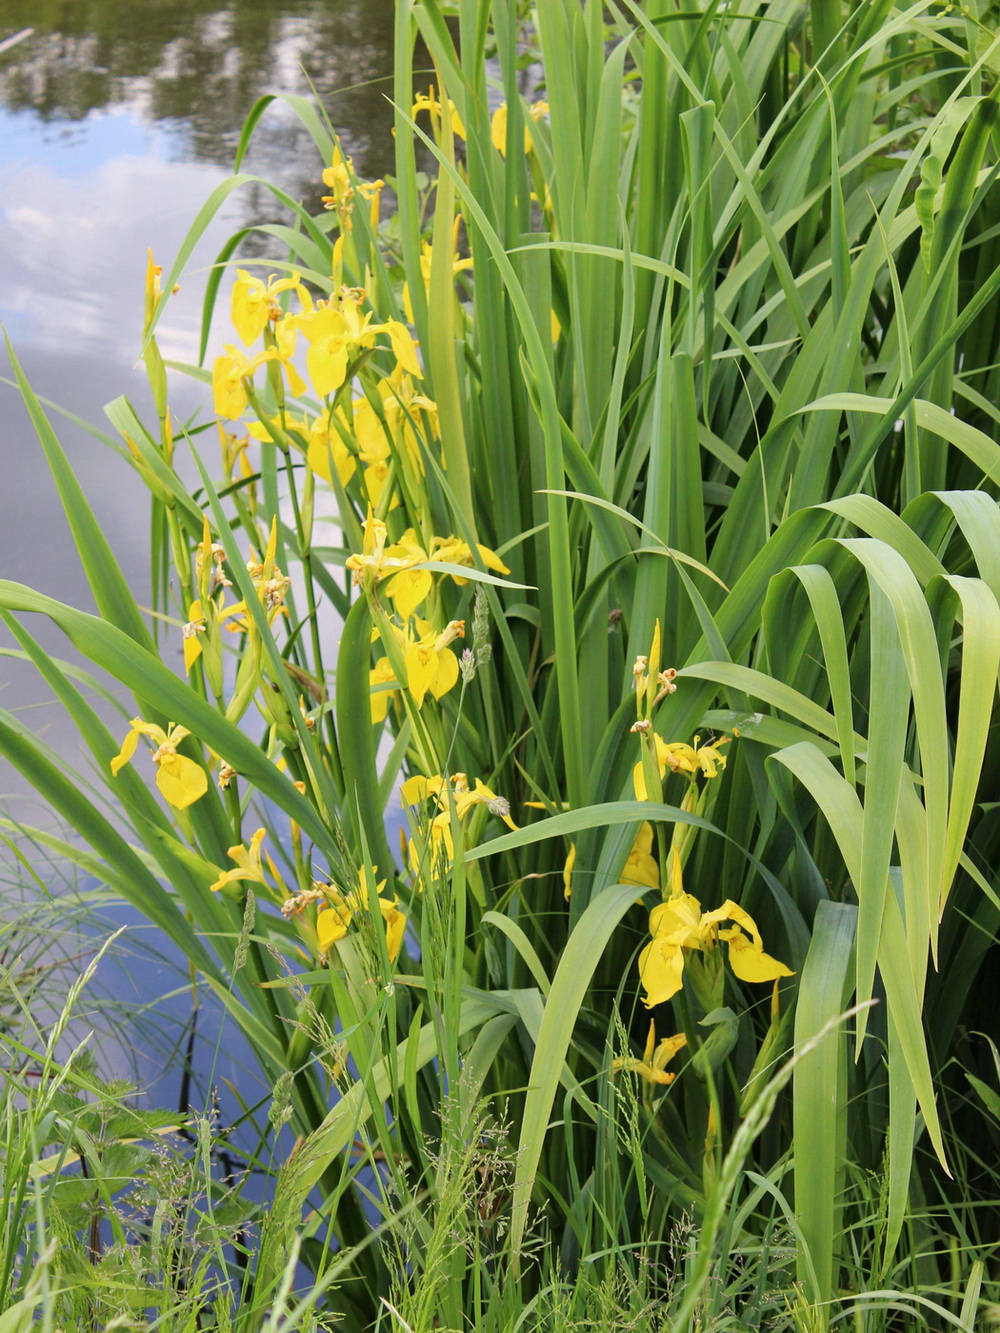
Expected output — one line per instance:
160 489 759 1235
3 0 1000 1328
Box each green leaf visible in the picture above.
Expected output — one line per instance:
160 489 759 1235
510 880 648 1258
792 900 857 1316
5 334 155 653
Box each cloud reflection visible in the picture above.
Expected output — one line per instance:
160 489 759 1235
0 110 245 364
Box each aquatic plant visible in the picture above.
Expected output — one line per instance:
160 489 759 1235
3 0 1000 1327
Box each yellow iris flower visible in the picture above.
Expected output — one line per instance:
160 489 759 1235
211 344 278 421
403 618 464 707
248 408 357 489
111 718 207 811
407 810 455 873
270 312 308 399
316 872 406 963
352 373 436 506
402 771 517 878
637 851 793 1007
182 599 207 673
368 619 465 719
368 656 399 725
613 1020 687 1086
563 823 659 901
489 99 549 156
230 269 309 347
384 320 422 380
402 233 474 324
305 408 358 488
345 507 391 584
428 535 511 584
209 827 278 894
361 453 394 509
297 301 372 399
345 508 438 603
621 822 660 889
321 143 383 231
632 734 729 801
412 87 465 139
380 368 437 464
381 529 434 620
402 770 517 826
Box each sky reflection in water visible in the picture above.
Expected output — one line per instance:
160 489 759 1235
2 1 396 671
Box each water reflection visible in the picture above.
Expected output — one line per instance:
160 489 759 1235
1 1 402 597
0 1 398 182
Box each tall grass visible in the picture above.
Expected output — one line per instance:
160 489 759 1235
3 0 1000 1327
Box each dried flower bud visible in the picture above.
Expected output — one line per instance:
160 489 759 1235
261 571 291 608
279 886 326 919
653 666 679 705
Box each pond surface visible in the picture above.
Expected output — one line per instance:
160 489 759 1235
1 0 396 627
0 1 400 1115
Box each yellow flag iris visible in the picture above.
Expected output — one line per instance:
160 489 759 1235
230 269 309 347
637 851 792 1007
209 827 279 894
621 822 660 890
633 734 730 801
211 344 277 420
613 1020 687 1086
111 718 207 811
316 873 406 963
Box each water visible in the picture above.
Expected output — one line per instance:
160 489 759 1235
0 2 401 1117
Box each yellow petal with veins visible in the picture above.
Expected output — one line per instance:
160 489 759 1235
155 754 207 810
307 433 356 488
401 774 429 806
385 320 422 379
369 657 397 724
637 935 686 1007
405 643 437 707
652 1030 688 1074
622 823 658 889
386 568 433 621
282 357 307 399
304 325 349 398
110 725 141 776
429 645 459 700
231 270 271 346
317 900 353 952
722 927 794 984
649 893 704 947
380 899 406 962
